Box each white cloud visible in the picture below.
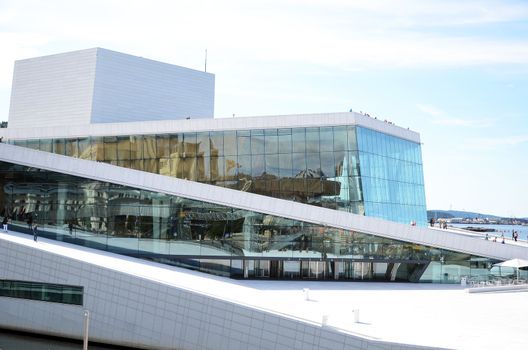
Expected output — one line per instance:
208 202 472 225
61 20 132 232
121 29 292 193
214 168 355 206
417 104 495 128
463 135 528 150
300 0 528 26
432 118 495 128
1 0 528 72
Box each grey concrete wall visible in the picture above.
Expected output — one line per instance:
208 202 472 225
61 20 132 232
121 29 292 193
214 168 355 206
0 237 435 350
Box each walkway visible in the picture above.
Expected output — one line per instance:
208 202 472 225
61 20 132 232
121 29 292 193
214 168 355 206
2 230 527 350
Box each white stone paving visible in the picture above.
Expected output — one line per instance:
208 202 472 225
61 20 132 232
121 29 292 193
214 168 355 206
2 230 527 350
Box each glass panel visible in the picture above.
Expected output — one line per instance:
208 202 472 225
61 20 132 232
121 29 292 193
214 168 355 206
78 138 92 160
196 132 210 158
292 128 305 153
278 128 292 154
265 154 279 177
265 129 278 154
250 129 265 155
159 158 170 176
237 131 250 156
224 155 237 181
210 156 224 181
209 131 224 157
156 135 170 158
103 136 118 161
306 153 320 177
131 159 144 171
26 140 39 150
143 135 156 159
182 158 196 180
130 136 143 160
223 131 237 156
237 155 252 179
52 139 66 155
196 154 208 182
0 279 83 306
278 153 293 177
319 127 334 152
170 133 183 157
305 128 320 153
92 137 104 161
347 126 357 151
252 154 265 178
65 139 78 158
40 139 52 153
183 132 197 157
12 140 27 147
320 152 335 178
117 136 131 161
117 160 132 170
292 152 306 177
354 127 427 225
144 159 159 174
333 126 347 152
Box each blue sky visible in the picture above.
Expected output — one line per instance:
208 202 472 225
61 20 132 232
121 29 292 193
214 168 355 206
0 0 527 217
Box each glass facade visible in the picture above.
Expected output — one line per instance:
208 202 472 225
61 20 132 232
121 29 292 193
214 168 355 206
356 127 426 225
11 125 427 226
0 279 83 305
0 161 493 282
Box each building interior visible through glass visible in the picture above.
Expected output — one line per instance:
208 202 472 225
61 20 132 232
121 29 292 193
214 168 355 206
0 155 492 283
11 125 427 227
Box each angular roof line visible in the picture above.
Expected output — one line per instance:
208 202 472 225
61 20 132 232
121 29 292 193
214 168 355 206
0 143 524 261
0 112 421 143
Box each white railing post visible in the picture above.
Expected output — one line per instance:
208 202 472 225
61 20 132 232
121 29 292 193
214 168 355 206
83 309 90 350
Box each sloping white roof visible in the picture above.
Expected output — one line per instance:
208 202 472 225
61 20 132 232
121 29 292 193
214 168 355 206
2 230 528 350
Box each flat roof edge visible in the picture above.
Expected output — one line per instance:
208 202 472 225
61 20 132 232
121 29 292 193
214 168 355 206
1 112 421 143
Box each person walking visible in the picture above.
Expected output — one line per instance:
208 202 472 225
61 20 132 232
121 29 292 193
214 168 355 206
27 215 33 230
33 223 38 242
68 221 73 235
2 216 8 232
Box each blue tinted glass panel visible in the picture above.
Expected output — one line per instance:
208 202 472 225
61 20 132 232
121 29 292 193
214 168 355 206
356 126 427 225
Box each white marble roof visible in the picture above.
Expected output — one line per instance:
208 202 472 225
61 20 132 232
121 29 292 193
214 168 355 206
2 231 527 350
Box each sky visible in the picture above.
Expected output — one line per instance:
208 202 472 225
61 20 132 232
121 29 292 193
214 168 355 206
0 0 527 217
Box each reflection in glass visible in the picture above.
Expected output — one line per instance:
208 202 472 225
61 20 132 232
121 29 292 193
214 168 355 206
12 123 426 225
0 159 492 283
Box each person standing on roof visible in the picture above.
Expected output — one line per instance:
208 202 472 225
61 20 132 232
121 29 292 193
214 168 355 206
33 223 38 242
2 216 8 232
